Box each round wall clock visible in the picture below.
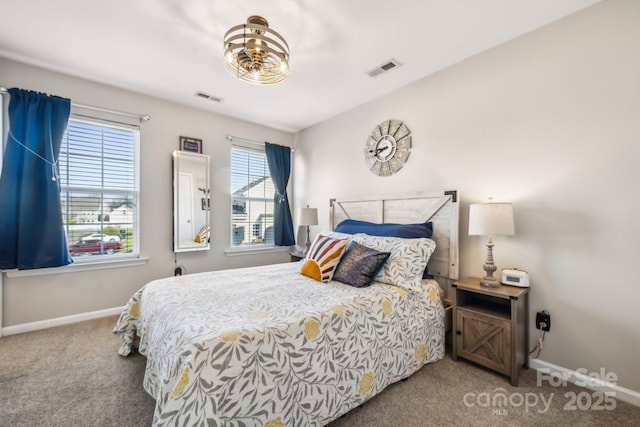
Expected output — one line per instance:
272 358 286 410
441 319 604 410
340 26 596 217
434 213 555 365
364 119 411 176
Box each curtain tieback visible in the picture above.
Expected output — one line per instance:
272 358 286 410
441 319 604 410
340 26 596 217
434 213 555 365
9 129 59 181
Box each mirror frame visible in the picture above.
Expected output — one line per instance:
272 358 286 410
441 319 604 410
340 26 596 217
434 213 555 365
172 150 211 252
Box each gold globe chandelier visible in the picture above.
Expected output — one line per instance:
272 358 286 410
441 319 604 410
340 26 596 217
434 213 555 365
223 16 290 85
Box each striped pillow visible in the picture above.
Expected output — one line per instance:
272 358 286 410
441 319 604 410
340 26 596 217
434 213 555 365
300 234 348 282
194 225 210 243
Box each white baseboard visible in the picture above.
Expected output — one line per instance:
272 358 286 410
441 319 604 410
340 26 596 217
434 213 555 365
1 306 125 336
529 358 640 408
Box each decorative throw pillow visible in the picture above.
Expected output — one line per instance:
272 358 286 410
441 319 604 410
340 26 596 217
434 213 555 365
318 230 353 241
333 220 433 279
352 234 436 290
194 225 210 243
333 241 390 288
300 234 348 283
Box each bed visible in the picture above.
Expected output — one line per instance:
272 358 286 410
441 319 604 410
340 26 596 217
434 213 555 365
114 191 459 426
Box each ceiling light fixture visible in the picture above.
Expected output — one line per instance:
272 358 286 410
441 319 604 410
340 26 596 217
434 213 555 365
223 16 290 85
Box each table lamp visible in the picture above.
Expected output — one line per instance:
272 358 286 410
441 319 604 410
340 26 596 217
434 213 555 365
468 202 515 287
298 206 318 256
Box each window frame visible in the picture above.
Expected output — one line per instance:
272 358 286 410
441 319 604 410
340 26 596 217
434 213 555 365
59 114 141 264
228 144 279 253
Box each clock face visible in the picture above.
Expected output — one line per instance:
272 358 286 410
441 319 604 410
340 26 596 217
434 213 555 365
364 120 411 176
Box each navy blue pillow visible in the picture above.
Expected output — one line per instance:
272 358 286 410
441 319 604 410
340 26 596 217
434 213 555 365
333 242 391 288
334 219 433 239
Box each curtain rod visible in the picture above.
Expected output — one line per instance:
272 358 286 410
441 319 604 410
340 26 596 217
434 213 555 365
226 134 264 147
0 86 150 123
226 134 295 152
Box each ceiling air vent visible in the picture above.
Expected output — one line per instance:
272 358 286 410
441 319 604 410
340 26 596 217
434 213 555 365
367 59 402 78
195 91 223 103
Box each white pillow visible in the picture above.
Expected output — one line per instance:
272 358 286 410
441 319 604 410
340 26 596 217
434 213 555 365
351 234 436 290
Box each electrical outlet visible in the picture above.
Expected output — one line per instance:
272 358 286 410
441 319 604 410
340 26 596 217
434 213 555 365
536 311 551 332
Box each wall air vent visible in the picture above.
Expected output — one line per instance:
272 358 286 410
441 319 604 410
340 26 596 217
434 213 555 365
195 91 223 103
367 59 402 78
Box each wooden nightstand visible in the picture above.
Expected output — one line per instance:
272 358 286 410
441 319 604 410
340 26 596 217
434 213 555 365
290 252 305 262
441 298 454 345
451 277 529 386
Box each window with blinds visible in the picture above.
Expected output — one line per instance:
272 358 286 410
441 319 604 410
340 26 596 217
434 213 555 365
59 117 139 259
230 145 275 248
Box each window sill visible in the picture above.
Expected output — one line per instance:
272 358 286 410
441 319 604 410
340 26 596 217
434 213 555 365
3 256 149 278
224 246 291 257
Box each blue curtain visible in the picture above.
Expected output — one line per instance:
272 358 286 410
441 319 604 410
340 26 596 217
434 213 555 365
0 88 72 269
265 142 295 246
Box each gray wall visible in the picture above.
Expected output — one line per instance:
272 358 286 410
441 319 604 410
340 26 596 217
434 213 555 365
0 58 293 326
292 0 640 393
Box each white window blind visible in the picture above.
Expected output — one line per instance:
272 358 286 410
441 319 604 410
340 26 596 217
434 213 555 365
230 145 275 247
59 117 139 259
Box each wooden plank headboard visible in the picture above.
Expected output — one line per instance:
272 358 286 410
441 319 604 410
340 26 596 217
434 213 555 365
330 190 459 297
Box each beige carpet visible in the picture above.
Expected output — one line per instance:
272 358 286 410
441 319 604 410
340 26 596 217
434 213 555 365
1 316 638 427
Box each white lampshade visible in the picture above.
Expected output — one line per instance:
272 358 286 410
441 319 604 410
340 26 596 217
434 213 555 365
468 203 515 236
298 207 318 227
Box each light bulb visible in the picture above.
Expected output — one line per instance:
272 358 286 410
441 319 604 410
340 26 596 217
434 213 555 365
224 50 234 64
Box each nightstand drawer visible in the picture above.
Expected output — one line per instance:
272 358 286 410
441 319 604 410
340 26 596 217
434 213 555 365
456 308 511 375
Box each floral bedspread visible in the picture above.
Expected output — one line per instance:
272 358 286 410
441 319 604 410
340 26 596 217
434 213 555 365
113 262 444 426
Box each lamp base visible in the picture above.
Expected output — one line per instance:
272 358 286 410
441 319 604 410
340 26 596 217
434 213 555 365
480 237 500 287
304 226 311 256
480 276 501 288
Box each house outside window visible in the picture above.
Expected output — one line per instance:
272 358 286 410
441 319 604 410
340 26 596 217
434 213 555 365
230 145 274 247
252 223 261 238
59 117 140 259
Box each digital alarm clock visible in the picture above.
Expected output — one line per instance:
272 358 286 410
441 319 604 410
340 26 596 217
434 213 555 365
501 268 529 287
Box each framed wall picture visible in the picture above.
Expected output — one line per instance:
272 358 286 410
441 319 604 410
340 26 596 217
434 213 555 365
180 136 202 153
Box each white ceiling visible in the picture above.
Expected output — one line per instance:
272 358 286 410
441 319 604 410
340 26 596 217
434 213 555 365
0 0 600 133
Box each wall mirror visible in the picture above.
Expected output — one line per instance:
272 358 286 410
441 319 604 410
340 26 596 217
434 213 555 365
173 150 210 252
